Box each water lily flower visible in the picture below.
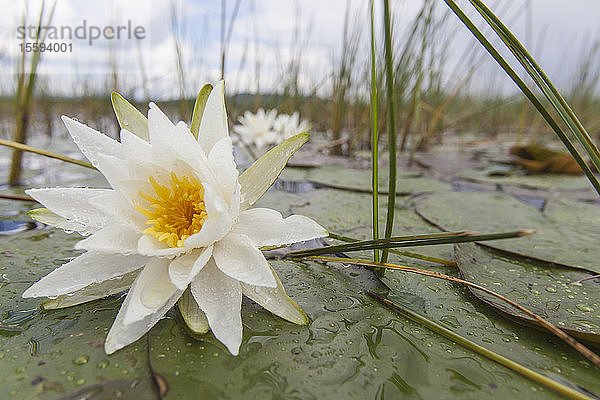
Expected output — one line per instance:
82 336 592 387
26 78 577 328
274 112 311 142
233 108 279 147
23 81 327 356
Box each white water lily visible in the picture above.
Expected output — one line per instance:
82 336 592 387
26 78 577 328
274 112 311 142
233 108 279 148
23 81 327 356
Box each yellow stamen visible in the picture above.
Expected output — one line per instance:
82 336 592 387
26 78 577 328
136 172 207 247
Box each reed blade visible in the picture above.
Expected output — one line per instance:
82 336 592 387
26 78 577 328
285 230 532 258
369 0 381 267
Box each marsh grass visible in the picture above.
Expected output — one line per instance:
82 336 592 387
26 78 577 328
8 0 56 186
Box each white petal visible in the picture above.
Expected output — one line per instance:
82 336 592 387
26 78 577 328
232 208 327 248
212 232 276 288
198 80 228 154
147 104 214 183
61 116 123 163
105 269 182 354
183 183 234 248
208 136 238 204
147 102 176 145
168 246 213 290
137 235 188 258
22 251 148 298
122 258 182 325
120 128 151 159
87 190 146 231
75 224 141 254
241 265 308 325
43 269 138 310
190 259 242 355
25 188 113 232
93 153 130 191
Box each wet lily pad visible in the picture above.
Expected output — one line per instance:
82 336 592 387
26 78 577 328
457 168 593 191
306 165 449 194
0 230 154 399
147 258 572 399
416 191 600 274
454 243 600 343
381 262 600 397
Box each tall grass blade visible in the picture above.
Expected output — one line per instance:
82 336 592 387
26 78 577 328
381 0 397 263
442 0 600 195
366 292 596 400
369 0 380 266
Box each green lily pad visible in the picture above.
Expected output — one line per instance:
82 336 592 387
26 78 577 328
0 231 154 399
147 258 572 399
306 165 449 194
458 168 593 191
454 243 600 343
416 191 600 274
381 262 600 398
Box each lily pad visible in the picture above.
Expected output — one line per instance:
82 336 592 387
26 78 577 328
457 168 593 191
416 191 600 274
454 243 600 343
146 258 571 399
0 231 154 399
306 165 449 194
381 262 600 397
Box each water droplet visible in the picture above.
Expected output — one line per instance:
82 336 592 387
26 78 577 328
576 304 594 312
73 355 89 365
97 360 109 369
291 347 303 355
76 378 85 386
545 286 556 293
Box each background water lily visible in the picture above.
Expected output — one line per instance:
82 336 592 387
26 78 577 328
22 81 327 356
233 108 311 148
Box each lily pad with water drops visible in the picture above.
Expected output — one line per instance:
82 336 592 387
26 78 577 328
145 257 576 399
380 259 600 398
453 243 600 343
416 191 600 274
0 230 154 399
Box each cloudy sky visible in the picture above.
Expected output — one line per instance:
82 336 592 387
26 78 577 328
0 0 598 99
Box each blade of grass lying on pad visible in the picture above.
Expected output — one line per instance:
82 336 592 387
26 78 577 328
366 291 596 400
285 229 533 258
328 232 457 266
309 255 600 369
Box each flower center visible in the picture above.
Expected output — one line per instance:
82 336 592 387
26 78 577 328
135 172 207 248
